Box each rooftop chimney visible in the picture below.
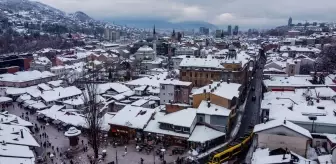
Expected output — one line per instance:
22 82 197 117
227 79 231 84
207 100 211 108
209 84 211 89
20 129 24 139
284 120 286 124
282 153 286 160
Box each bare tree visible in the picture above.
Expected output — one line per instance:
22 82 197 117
82 64 102 163
316 44 336 72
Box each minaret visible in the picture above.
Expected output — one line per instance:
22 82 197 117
153 25 157 60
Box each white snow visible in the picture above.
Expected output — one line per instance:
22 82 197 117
0 124 39 147
47 80 63 87
0 112 33 127
263 75 312 87
254 119 312 139
37 83 52 91
179 58 224 69
159 108 196 128
40 86 82 102
197 100 231 116
192 81 241 100
187 125 225 143
0 70 55 83
96 83 131 94
109 105 155 129
0 97 12 103
131 99 149 107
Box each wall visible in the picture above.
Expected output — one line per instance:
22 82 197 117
180 69 221 87
257 133 308 157
160 84 175 104
210 115 228 132
165 104 187 113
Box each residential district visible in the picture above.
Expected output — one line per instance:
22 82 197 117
1 3 336 164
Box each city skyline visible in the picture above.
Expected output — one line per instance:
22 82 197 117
35 0 336 29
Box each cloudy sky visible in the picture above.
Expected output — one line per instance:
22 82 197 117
35 0 336 29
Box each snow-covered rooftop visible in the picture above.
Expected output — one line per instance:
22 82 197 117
0 124 39 147
159 108 196 128
187 125 225 143
109 105 155 129
0 70 55 83
197 100 231 116
193 81 241 100
179 58 224 69
263 75 312 87
96 83 131 94
254 119 312 138
40 86 82 102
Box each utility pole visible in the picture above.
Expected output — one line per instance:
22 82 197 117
116 150 118 164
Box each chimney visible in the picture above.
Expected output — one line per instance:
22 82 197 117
284 120 286 124
207 100 211 108
227 79 231 84
210 80 213 84
203 89 206 93
209 84 211 89
20 129 24 139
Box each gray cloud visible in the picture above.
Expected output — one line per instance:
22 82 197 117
35 0 336 29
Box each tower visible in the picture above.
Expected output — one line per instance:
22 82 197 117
153 25 157 60
288 17 292 26
227 25 232 36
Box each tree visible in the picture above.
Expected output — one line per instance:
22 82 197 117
315 44 336 72
300 64 313 75
83 64 103 163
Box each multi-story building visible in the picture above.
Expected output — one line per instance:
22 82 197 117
199 27 210 35
179 52 251 87
134 45 156 61
30 57 52 72
104 28 120 41
227 25 232 36
175 47 197 56
159 79 192 105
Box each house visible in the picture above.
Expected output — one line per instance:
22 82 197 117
40 86 82 106
253 119 312 157
159 79 192 105
0 70 56 87
29 56 52 71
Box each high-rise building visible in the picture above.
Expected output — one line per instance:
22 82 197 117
104 28 120 41
288 17 293 26
233 25 239 35
215 29 222 38
199 27 210 35
227 25 232 35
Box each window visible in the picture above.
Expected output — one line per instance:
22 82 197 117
161 85 165 89
175 126 182 131
182 72 186 76
211 74 214 78
206 74 208 78
183 127 189 132
189 72 192 77
195 73 198 77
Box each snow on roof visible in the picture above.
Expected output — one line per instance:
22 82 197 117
62 96 84 106
37 83 52 91
47 80 63 87
111 90 135 101
197 100 231 116
6 86 36 96
160 79 192 86
126 72 169 88
144 110 190 138
179 58 224 69
109 105 155 129
25 87 41 98
254 119 312 138
159 108 196 128
0 144 34 158
0 97 12 103
279 46 321 53
96 83 131 94
38 106 87 127
137 45 153 52
122 50 130 54
101 112 115 131
41 86 82 102
0 156 35 164
187 125 225 143
29 102 47 110
263 75 312 87
252 148 291 164
0 124 39 147
317 155 332 164
131 99 149 107
0 112 33 127
192 81 241 100
0 70 55 83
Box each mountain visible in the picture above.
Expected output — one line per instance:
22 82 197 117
69 11 93 22
105 18 217 30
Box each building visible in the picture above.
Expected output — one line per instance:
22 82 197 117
134 45 156 61
191 81 241 109
40 86 82 106
172 55 195 69
30 56 52 71
288 17 293 26
0 70 56 87
0 54 33 73
159 79 192 105
175 47 197 56
227 25 232 36
199 27 210 35
253 119 312 157
215 30 222 38
196 100 231 132
233 25 239 35
104 28 120 41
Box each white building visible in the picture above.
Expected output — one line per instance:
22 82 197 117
135 45 156 61
175 47 197 56
254 119 312 157
172 55 195 69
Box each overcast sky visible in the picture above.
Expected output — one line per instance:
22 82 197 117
35 0 336 29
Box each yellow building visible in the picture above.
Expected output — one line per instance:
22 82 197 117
191 81 242 110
